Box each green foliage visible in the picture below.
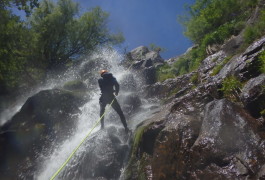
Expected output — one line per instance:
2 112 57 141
160 0 261 84
244 10 265 44
156 64 175 82
30 0 123 69
0 0 39 15
261 109 265 117
0 8 36 93
190 72 199 84
181 0 258 45
220 76 242 101
0 0 123 95
258 50 265 73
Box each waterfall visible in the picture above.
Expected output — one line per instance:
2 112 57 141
21 48 159 180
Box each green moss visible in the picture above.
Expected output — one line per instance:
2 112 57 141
124 125 147 179
261 109 265 116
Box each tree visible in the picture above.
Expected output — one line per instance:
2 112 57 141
0 6 36 94
0 0 39 15
180 0 259 44
30 0 124 69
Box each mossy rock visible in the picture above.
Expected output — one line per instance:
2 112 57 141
63 80 87 91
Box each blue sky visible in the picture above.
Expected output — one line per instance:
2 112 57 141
75 0 195 59
14 0 195 59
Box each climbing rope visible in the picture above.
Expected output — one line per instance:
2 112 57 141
50 98 115 180
50 63 134 180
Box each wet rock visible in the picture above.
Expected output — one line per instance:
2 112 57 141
0 88 89 179
63 80 87 91
124 46 164 85
119 73 139 92
145 73 192 99
170 84 214 117
240 74 265 118
190 99 265 179
215 37 265 81
60 126 130 180
150 114 201 180
142 67 157 85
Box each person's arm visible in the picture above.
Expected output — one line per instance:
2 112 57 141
113 78 120 96
98 79 103 93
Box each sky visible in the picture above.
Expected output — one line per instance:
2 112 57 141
74 0 195 59
14 0 195 59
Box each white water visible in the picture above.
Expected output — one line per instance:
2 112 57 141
33 48 159 179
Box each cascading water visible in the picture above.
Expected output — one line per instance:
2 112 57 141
20 48 159 180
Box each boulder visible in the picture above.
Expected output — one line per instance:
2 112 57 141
125 99 265 179
190 99 265 179
216 37 265 81
129 46 149 60
125 46 164 85
0 88 90 179
240 74 265 118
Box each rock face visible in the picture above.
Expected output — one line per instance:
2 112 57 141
124 36 265 179
60 126 130 180
0 88 89 179
125 46 164 85
240 74 265 118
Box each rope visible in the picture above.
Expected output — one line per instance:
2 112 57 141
50 98 115 180
49 62 135 180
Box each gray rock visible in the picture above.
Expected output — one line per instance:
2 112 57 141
0 88 89 179
191 99 265 179
240 74 265 118
60 126 130 180
130 46 149 60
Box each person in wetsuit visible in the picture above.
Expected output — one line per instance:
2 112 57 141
98 70 129 133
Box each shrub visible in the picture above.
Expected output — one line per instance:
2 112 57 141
190 72 199 84
244 10 265 44
220 76 242 101
156 64 175 82
258 50 265 73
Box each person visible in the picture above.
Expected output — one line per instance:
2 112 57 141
98 70 129 133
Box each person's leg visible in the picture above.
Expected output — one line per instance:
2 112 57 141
111 98 128 131
99 101 107 129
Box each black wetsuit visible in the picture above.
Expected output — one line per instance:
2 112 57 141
98 73 128 130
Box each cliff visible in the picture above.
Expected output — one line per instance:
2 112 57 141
123 36 265 179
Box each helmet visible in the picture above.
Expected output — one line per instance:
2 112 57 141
99 69 108 76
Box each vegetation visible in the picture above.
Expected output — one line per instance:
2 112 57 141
220 76 242 101
190 72 199 84
156 64 175 82
258 50 265 73
0 0 39 15
0 0 123 95
243 10 265 44
157 0 264 82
